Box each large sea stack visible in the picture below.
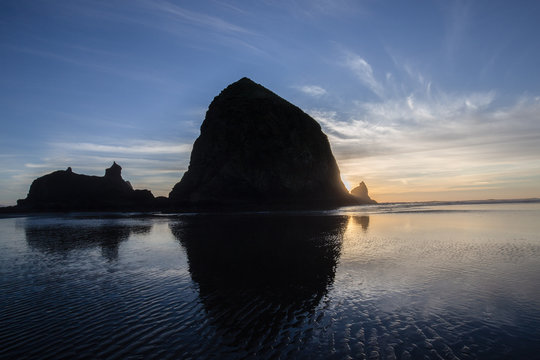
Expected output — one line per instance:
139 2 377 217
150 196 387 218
17 162 154 211
169 77 356 209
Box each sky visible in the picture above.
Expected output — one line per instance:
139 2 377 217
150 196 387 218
1 0 540 205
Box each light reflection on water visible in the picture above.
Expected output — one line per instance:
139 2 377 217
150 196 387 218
0 203 539 359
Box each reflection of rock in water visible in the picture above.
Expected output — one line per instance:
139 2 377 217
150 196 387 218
169 215 347 349
352 216 370 232
25 220 151 261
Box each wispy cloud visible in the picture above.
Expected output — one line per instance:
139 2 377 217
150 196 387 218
314 91 538 160
344 53 385 98
356 90 496 126
443 0 472 61
297 85 327 97
143 0 254 35
44 0 264 56
53 141 192 155
17 139 195 199
60 0 254 36
132 0 266 55
9 46 177 86
271 0 366 19
24 163 50 168
312 51 540 201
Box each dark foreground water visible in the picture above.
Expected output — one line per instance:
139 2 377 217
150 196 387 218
1 203 540 359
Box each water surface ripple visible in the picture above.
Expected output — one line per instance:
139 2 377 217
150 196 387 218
1 203 539 359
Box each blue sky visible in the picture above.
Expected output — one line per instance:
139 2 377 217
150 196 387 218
1 0 540 205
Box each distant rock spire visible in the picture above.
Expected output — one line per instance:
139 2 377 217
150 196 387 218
350 181 376 204
105 162 122 178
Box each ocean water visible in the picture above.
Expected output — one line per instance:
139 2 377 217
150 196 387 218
1 202 539 359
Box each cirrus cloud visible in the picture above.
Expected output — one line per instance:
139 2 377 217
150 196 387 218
297 85 328 97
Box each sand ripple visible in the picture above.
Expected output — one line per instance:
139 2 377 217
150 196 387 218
1 209 539 359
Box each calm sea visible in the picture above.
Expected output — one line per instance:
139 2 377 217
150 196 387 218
1 202 539 359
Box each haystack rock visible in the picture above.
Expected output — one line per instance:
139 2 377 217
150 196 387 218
17 162 154 211
350 181 376 204
169 77 356 209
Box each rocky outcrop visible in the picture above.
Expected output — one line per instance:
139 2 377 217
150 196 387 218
169 77 355 209
350 181 377 204
17 162 155 211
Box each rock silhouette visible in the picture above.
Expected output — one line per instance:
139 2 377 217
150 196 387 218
4 78 379 213
17 162 155 211
169 77 356 209
350 181 376 204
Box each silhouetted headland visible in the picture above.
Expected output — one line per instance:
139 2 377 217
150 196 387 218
169 77 362 210
15 162 156 212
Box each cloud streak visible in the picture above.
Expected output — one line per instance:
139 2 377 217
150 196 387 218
9 46 178 86
297 85 327 97
315 93 540 161
143 0 254 35
133 0 266 55
46 0 265 57
13 139 195 201
53 141 192 155
316 51 540 200
443 0 472 61
344 54 385 98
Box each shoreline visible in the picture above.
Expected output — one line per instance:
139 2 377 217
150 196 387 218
1 198 539 219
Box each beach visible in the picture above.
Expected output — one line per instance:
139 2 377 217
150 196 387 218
1 202 539 359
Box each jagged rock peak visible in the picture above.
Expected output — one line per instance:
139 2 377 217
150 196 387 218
350 181 376 204
351 181 369 197
105 162 122 178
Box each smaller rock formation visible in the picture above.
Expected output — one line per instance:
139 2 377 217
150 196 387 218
16 162 155 211
350 181 377 204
